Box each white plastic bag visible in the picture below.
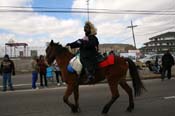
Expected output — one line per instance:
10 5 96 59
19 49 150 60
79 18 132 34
69 55 82 75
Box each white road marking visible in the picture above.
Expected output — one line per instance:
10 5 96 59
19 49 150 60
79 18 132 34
0 83 36 88
164 96 175 100
0 83 109 93
1 86 66 93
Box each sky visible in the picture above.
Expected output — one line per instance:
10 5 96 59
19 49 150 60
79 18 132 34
0 0 175 48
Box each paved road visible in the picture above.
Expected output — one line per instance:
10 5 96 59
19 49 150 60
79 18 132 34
0 79 175 116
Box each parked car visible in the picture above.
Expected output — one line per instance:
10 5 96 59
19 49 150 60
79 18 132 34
138 54 163 65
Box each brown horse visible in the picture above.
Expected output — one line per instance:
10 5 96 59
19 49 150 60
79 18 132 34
46 40 145 114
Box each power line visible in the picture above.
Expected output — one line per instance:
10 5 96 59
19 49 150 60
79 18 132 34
1 6 175 15
136 26 175 36
1 5 175 13
1 9 175 15
117 37 132 42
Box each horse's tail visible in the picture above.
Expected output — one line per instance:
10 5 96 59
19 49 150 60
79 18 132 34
126 58 146 96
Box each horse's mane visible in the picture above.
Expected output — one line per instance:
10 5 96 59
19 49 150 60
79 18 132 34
53 42 73 56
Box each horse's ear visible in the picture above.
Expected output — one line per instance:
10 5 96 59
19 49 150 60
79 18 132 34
57 42 62 47
50 40 54 45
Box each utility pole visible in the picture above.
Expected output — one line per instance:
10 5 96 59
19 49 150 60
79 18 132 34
127 20 137 48
87 0 89 21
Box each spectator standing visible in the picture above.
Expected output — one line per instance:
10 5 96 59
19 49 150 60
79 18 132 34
31 56 39 89
155 56 159 68
38 55 47 87
46 65 54 82
161 50 175 80
0 54 15 91
153 56 161 73
53 63 64 86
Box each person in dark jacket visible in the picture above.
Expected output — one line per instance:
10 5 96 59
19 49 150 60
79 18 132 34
38 55 48 87
0 54 15 91
66 21 99 83
161 50 175 80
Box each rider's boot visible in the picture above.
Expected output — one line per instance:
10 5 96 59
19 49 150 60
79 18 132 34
84 68 94 84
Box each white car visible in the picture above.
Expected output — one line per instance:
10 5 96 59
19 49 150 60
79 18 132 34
139 54 163 64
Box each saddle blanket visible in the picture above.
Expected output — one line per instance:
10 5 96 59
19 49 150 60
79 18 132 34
98 54 115 68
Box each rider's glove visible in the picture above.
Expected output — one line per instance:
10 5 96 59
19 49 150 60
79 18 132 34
66 43 70 46
76 39 82 45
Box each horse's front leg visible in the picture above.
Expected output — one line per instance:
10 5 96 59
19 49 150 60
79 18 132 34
63 83 78 113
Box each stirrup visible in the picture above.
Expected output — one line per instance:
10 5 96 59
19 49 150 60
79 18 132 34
84 77 94 84
84 79 91 84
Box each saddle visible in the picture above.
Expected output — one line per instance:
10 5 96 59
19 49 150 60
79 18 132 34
67 52 115 74
97 53 115 68
96 53 107 62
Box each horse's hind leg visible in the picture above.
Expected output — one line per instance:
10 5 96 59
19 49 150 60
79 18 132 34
102 79 119 114
73 82 80 112
63 83 78 113
119 80 134 112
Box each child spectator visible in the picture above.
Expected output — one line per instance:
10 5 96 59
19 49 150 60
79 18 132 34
46 65 54 83
53 62 65 86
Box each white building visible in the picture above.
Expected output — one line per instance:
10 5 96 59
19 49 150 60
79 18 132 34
140 32 175 54
0 46 46 58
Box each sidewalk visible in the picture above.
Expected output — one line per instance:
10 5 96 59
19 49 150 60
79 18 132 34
0 73 66 91
0 66 174 91
137 66 175 79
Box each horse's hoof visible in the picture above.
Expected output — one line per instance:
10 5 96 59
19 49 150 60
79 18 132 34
71 105 79 113
126 105 134 112
101 113 109 116
102 109 108 114
102 105 110 114
126 107 132 112
77 107 81 112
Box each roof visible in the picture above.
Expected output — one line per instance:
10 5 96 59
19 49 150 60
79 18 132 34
144 39 175 45
149 32 175 40
5 43 28 47
99 43 136 51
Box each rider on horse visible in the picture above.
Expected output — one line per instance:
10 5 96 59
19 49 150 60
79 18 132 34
66 21 99 83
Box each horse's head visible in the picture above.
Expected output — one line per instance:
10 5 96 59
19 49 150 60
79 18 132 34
45 40 56 65
46 40 72 65
45 40 61 65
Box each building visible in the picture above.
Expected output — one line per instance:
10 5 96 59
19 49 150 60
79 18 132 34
140 32 175 54
99 43 136 53
0 45 46 58
5 42 28 57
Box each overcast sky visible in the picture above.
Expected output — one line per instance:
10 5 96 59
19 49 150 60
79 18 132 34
0 0 175 48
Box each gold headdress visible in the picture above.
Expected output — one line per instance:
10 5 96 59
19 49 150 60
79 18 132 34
85 21 97 35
